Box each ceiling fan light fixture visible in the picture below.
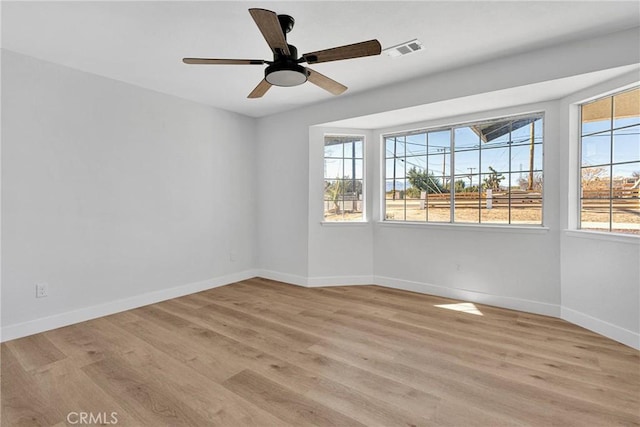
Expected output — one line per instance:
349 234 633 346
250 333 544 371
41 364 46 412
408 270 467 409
265 63 308 87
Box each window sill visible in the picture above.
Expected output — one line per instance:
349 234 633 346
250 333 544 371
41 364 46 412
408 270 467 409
564 230 640 245
321 221 370 227
378 221 549 234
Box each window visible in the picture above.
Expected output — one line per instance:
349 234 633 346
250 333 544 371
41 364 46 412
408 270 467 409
324 136 364 221
384 113 544 225
580 87 640 235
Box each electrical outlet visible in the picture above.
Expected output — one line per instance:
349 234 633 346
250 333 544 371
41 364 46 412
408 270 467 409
36 283 49 298
229 249 237 262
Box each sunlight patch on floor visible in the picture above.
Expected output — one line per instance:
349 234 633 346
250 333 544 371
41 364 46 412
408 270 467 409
434 302 483 316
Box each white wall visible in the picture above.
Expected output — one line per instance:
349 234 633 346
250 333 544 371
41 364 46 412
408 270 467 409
559 72 640 349
307 127 374 286
1 50 257 339
371 102 561 316
256 27 639 347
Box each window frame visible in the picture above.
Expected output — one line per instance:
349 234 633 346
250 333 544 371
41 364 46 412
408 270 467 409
381 112 545 227
577 87 640 235
322 134 366 223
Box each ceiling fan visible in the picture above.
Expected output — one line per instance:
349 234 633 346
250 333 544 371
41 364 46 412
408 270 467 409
183 8 382 98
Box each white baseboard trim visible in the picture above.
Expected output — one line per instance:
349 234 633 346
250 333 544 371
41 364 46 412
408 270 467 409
5 269 635 350
561 306 639 350
254 269 373 288
253 270 559 318
0 269 257 343
374 275 561 318
307 275 373 287
254 269 309 287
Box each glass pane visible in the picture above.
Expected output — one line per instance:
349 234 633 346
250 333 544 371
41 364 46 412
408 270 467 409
510 121 533 145
428 130 451 153
427 154 449 182
324 142 342 158
481 169 507 193
613 162 640 197
511 144 542 173
454 177 480 223
344 142 353 158
612 206 640 235
581 132 611 167
385 180 396 199
613 88 640 129
581 166 610 197
354 140 363 158
454 150 479 175
405 184 425 222
482 147 510 174
426 192 451 222
324 158 343 179
581 199 611 232
385 138 404 158
405 156 426 175
342 158 358 180
406 133 427 156
481 186 509 224
455 127 481 150
517 170 544 192
477 119 511 145
395 137 406 157
324 180 337 201
354 159 363 179
510 174 542 225
394 158 406 179
385 180 406 221
534 118 543 143
455 174 481 190
582 96 612 135
613 125 640 163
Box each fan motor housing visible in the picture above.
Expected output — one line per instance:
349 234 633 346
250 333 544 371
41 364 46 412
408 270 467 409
265 62 308 87
265 44 308 87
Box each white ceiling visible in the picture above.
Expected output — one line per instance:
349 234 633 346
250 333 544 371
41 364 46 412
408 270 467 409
321 65 640 129
2 1 639 118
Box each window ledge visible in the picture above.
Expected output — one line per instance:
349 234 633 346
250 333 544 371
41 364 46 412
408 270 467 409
564 230 640 245
321 221 370 227
378 221 549 234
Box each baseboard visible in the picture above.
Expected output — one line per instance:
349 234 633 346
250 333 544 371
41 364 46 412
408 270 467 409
5 269 634 350
254 269 309 287
561 306 639 350
0 269 257 343
374 275 561 318
306 275 373 287
255 270 373 288
254 270 559 318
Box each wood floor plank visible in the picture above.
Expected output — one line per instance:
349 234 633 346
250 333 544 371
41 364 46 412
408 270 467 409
2 278 638 426
222 369 365 427
5 334 67 371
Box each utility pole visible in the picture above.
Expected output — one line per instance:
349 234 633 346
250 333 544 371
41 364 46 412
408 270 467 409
467 167 476 188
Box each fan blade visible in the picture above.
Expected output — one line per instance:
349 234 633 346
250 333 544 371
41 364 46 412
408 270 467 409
248 79 272 98
249 8 290 56
307 68 347 95
303 39 381 64
183 58 265 65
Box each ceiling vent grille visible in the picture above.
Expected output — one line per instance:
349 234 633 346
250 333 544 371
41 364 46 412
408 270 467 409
383 39 424 58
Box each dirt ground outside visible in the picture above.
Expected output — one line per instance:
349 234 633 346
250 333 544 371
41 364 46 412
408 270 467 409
324 199 640 234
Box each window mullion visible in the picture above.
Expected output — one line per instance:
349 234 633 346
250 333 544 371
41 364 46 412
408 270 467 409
450 128 455 223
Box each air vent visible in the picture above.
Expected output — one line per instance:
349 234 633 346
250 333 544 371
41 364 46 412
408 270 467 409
383 39 424 58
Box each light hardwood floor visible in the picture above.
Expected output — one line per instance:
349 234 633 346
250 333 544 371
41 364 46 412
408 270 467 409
2 278 639 426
